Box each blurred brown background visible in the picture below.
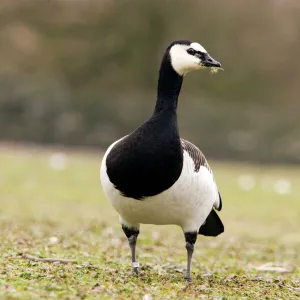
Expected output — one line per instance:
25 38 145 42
0 0 299 163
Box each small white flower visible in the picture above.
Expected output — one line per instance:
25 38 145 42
237 174 256 191
49 236 59 245
49 152 68 170
273 179 292 195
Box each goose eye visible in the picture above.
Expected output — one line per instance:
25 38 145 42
187 48 196 56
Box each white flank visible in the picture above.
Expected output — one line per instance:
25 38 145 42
100 146 218 233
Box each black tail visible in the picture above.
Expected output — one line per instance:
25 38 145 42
198 209 224 237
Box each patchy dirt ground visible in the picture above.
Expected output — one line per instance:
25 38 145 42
0 146 299 299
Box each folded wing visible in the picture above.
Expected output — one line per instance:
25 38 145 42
181 139 222 211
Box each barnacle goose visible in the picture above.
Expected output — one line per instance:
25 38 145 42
100 40 224 282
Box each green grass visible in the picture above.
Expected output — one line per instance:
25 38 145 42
0 145 300 299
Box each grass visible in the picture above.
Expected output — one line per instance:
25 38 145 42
0 144 300 299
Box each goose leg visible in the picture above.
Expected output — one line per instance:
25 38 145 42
184 232 198 282
122 225 140 275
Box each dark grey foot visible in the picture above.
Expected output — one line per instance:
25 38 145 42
132 261 139 275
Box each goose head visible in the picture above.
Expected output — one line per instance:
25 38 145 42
167 40 221 76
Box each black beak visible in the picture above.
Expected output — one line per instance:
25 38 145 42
202 53 221 68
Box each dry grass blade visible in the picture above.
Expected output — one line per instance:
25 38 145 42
20 253 76 264
251 262 294 273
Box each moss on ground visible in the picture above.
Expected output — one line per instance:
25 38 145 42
0 146 299 299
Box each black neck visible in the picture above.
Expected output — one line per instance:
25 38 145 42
154 54 183 113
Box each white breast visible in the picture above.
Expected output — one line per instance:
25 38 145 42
100 144 218 233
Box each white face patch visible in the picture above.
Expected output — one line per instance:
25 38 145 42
190 42 207 53
169 42 207 76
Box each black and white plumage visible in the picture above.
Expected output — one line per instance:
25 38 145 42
100 40 224 281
